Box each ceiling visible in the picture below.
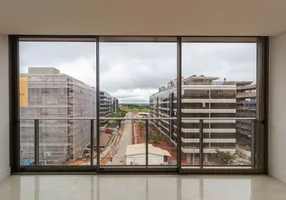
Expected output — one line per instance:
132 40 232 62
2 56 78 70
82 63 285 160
0 0 285 36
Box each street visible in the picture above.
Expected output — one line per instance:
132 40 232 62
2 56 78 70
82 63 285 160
106 112 133 165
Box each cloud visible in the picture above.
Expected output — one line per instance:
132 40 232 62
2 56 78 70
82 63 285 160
109 88 158 104
182 43 256 82
20 41 257 104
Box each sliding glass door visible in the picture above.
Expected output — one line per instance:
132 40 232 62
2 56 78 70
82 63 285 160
98 37 178 170
11 36 267 173
180 38 260 171
18 39 97 169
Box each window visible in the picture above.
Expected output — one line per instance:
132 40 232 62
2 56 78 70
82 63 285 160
11 36 265 173
182 39 258 167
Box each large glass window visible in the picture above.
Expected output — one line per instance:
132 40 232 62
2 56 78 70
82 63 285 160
99 38 177 167
181 39 257 167
13 36 265 173
19 40 97 166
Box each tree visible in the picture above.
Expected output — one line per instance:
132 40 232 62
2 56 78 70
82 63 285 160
215 150 236 165
139 122 145 135
162 135 169 143
111 113 120 125
112 110 127 124
157 134 163 142
149 130 155 142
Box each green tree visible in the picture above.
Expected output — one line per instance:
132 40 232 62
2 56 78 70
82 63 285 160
139 122 145 135
112 110 127 124
162 135 169 143
215 150 236 165
149 130 154 142
118 110 127 117
112 112 122 124
157 134 162 141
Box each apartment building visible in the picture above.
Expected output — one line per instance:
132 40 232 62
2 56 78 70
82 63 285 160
99 91 118 125
150 75 237 163
235 82 256 157
20 67 96 164
112 97 119 114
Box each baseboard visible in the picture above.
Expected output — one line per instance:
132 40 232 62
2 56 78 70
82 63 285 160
0 167 10 182
269 169 286 184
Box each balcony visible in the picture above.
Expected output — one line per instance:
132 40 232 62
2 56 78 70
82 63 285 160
236 92 256 99
19 117 256 169
237 85 256 91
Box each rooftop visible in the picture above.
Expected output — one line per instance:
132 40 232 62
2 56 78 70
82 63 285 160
28 67 60 74
226 81 253 85
183 75 220 83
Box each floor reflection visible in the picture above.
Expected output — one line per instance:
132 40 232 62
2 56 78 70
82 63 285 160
0 175 286 200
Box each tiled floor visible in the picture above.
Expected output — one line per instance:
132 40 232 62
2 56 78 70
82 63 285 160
0 175 286 200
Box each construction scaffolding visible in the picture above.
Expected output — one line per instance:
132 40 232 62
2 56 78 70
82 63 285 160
20 68 96 164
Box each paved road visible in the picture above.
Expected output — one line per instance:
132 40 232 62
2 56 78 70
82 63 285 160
106 112 133 165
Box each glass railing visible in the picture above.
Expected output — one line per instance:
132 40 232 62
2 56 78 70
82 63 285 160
181 118 256 168
20 117 257 169
20 119 96 166
20 117 177 168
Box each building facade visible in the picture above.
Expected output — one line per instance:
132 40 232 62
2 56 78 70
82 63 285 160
100 91 112 119
99 91 118 124
112 97 119 114
20 67 96 164
150 75 237 163
235 82 257 158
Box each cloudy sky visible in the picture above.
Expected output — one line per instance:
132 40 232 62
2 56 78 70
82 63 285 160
19 41 256 104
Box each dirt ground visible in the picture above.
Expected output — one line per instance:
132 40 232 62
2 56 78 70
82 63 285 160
134 121 178 163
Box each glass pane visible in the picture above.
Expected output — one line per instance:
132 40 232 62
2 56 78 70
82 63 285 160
201 113 237 166
99 41 177 167
19 41 96 166
202 119 252 166
20 120 35 166
181 41 257 167
100 119 145 166
127 119 147 165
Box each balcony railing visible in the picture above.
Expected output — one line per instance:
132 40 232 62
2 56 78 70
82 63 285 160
19 117 257 169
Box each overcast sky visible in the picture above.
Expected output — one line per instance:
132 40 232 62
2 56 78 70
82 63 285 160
19 41 256 104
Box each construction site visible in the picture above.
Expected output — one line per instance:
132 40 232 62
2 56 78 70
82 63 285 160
20 67 97 165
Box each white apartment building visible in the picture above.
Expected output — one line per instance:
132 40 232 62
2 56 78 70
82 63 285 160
150 75 237 163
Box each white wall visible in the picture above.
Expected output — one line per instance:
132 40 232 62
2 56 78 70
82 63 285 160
126 154 165 165
0 34 9 181
126 154 146 165
269 32 286 184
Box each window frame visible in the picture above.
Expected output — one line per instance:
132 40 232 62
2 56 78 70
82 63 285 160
9 35 268 174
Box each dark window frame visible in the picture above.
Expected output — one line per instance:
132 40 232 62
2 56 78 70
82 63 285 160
9 35 268 174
